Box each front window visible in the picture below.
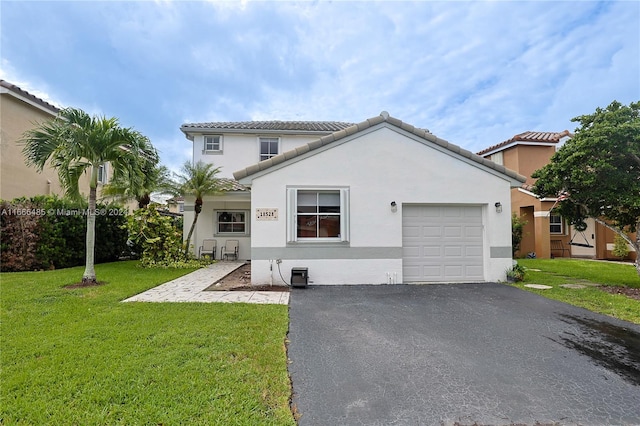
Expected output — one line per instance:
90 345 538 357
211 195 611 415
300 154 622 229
288 188 349 242
259 137 279 161
204 135 222 152
550 214 563 234
217 211 246 234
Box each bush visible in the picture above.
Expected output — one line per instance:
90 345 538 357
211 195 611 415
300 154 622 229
0 196 128 271
512 213 527 257
612 234 630 260
506 262 526 282
126 205 209 268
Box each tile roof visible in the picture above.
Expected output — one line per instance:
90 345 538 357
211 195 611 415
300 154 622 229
219 178 249 192
0 80 60 114
476 130 572 156
181 120 354 134
233 111 526 184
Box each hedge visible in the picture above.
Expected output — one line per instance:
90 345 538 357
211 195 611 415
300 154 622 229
0 195 128 272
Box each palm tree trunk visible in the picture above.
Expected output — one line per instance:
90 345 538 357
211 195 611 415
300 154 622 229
184 211 199 259
83 182 97 284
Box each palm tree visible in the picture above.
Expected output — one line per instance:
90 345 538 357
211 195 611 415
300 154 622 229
102 146 171 209
170 161 227 258
21 107 152 284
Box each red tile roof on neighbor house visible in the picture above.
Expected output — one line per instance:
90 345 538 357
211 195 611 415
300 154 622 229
476 130 572 156
0 79 60 114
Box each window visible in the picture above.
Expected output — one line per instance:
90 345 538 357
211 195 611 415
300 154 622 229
217 211 246 234
550 214 563 234
287 188 349 242
97 164 107 184
178 202 184 213
490 152 504 166
204 135 222 152
259 137 279 161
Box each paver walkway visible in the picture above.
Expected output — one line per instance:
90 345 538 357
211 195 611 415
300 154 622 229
122 262 289 305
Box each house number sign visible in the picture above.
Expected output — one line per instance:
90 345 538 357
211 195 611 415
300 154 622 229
256 208 278 221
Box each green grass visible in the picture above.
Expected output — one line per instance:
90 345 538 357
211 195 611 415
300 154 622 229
513 259 640 324
1 261 295 425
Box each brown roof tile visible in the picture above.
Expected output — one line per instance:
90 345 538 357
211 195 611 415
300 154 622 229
477 130 572 156
0 80 60 114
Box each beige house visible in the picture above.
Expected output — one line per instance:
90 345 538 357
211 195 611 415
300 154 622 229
478 130 636 261
0 80 99 201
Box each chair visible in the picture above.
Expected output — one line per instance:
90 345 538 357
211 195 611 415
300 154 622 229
221 240 239 261
198 239 216 260
550 240 570 258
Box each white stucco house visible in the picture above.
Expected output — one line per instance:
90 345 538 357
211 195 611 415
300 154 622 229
180 111 526 285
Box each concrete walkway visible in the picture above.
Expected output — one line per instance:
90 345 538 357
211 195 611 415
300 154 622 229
122 262 289 305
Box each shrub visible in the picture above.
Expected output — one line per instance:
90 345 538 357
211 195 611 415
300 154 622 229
126 205 207 268
612 234 630 260
506 262 526 282
512 213 527 257
0 196 128 271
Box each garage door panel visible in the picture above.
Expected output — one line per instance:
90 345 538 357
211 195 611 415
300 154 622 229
403 205 484 282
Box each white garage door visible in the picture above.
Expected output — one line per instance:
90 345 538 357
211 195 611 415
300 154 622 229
402 205 484 282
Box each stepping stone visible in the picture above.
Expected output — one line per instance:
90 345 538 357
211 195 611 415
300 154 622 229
560 284 587 289
524 284 553 290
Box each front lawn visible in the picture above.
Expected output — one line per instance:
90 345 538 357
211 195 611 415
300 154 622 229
514 259 640 324
0 261 294 425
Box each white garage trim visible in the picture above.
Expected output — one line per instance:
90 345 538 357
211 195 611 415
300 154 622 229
402 205 484 282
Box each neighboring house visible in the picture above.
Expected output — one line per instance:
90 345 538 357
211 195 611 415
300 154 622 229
182 111 525 285
166 196 185 215
0 80 97 201
477 131 636 261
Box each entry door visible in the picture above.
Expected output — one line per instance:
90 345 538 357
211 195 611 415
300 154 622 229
570 218 596 258
402 205 484 282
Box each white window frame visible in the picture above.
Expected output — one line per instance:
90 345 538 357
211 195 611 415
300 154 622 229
287 187 350 243
97 164 108 184
203 135 223 153
259 136 280 161
215 210 249 235
550 214 563 234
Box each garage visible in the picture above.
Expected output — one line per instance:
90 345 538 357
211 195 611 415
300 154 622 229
403 205 484 282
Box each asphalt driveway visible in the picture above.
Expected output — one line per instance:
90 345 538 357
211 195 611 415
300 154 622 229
287 283 640 426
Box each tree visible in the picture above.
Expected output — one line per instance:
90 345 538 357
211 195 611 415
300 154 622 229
103 149 171 209
532 100 640 276
21 107 152 284
169 161 227 258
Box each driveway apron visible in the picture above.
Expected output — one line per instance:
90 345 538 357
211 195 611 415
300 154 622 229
287 284 640 426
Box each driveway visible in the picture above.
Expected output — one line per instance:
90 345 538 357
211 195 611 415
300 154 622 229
287 284 640 425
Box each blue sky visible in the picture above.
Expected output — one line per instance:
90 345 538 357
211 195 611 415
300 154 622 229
2 1 638 174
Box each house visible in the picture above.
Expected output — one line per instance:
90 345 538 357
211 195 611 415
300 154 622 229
181 111 525 284
477 131 636 262
0 80 99 201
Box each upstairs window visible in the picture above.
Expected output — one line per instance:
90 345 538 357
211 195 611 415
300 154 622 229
550 214 563 234
490 152 504 166
204 135 222 153
259 137 279 161
97 164 108 184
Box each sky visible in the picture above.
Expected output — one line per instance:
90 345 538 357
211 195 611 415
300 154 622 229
1 1 639 174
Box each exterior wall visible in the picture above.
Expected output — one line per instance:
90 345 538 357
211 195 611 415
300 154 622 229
514 145 555 186
246 125 515 285
1 90 92 201
192 133 326 178
183 193 251 260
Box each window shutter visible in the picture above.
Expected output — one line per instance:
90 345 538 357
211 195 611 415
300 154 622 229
287 188 297 242
340 188 350 242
